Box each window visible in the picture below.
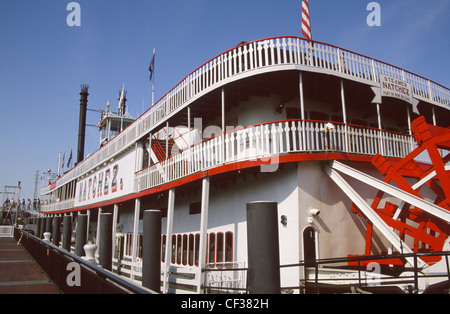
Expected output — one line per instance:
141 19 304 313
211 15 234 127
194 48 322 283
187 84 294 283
217 232 224 266
160 231 234 268
171 235 176 263
225 232 233 263
208 233 216 265
177 234 182 264
195 234 200 266
137 234 143 258
188 234 194 266
161 235 166 262
189 201 201 215
182 234 188 265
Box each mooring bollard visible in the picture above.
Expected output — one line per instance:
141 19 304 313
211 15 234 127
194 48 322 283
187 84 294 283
43 232 51 243
246 201 281 294
82 244 97 265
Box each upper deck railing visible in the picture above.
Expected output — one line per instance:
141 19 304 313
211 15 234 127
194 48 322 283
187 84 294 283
134 119 416 193
41 36 450 196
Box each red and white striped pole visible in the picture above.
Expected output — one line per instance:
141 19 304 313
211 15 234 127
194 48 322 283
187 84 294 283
302 0 312 40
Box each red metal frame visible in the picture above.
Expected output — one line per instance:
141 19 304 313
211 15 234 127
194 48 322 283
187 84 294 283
350 116 450 266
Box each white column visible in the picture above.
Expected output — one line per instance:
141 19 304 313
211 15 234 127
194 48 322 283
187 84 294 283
135 142 144 172
197 176 210 293
112 203 119 259
86 209 91 242
376 103 384 155
166 122 169 158
131 198 141 281
432 106 437 126
163 188 175 294
341 80 348 152
96 207 103 256
221 88 226 162
299 72 306 149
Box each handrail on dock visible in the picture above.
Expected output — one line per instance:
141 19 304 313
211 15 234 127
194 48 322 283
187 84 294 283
14 228 157 294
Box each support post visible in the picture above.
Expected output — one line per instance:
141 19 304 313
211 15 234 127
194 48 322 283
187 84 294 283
96 207 103 247
163 189 175 294
131 198 141 281
221 88 226 162
246 201 280 294
98 213 113 270
197 177 210 293
142 210 161 292
299 72 306 149
341 80 349 152
52 216 61 246
62 215 72 252
112 204 119 259
75 214 88 257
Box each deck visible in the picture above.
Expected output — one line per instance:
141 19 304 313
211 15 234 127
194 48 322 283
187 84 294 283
0 236 60 294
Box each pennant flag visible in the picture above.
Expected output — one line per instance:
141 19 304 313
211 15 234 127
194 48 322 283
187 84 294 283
61 152 65 168
67 148 72 168
148 50 155 81
302 0 312 40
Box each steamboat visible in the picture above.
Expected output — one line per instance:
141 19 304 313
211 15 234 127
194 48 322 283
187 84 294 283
35 35 450 294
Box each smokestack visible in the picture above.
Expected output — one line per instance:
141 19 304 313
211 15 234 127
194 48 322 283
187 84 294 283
77 84 89 165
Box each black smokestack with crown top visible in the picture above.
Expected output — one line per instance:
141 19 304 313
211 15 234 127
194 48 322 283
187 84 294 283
77 84 89 165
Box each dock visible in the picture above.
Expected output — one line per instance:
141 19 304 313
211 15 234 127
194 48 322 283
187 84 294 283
0 236 59 294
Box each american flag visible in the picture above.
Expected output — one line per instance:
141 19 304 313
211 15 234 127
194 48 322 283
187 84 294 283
301 0 312 40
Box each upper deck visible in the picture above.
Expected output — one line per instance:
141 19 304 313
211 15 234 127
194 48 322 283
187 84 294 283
40 36 449 213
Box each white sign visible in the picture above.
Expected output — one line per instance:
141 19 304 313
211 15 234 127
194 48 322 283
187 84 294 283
379 74 413 104
74 150 136 207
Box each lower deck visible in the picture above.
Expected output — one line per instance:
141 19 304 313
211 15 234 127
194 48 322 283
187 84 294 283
36 156 447 293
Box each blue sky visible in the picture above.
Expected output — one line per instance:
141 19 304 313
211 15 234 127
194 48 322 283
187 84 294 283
0 0 449 201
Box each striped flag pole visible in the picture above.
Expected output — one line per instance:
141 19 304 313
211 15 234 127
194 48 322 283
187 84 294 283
302 0 312 40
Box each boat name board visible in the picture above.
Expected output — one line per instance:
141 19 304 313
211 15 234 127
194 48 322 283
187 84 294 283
379 74 413 104
74 150 135 207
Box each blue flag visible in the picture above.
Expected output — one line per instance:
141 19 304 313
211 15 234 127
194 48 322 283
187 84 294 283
148 52 155 81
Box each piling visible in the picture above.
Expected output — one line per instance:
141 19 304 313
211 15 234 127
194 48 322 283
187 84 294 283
62 215 72 252
98 213 113 270
142 210 161 292
246 201 281 294
75 214 88 257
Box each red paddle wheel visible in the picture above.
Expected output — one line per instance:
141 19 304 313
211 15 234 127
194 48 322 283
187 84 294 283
350 116 450 266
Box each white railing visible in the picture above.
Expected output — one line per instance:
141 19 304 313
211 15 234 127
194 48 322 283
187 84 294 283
40 198 75 213
42 36 450 197
135 120 414 192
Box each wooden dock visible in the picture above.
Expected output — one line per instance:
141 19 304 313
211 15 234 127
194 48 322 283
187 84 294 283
0 237 60 294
